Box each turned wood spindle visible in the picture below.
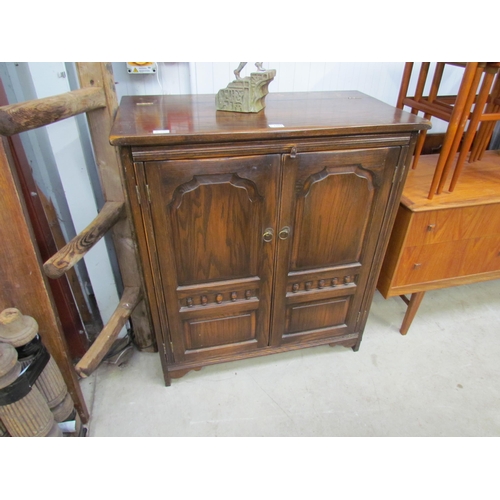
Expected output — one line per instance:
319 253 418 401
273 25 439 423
0 308 75 428
0 417 9 437
0 343 60 437
0 308 38 347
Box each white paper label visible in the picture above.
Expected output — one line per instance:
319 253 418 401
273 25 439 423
58 420 76 433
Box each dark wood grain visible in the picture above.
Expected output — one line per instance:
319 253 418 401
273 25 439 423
145 154 280 363
120 149 172 384
110 91 430 147
270 146 401 347
113 91 429 383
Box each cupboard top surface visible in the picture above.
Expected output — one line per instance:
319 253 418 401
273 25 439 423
109 91 430 147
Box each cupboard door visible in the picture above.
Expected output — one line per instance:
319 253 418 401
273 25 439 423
143 155 280 362
271 147 402 345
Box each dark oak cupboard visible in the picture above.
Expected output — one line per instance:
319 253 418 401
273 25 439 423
110 91 429 384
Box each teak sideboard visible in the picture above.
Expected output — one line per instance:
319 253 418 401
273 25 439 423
377 150 500 334
110 91 429 385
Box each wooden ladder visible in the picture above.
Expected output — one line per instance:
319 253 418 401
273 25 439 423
0 63 154 422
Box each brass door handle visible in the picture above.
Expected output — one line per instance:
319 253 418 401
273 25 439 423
263 228 274 243
279 226 291 240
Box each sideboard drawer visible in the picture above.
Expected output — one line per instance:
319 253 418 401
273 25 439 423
394 240 466 286
406 204 500 247
393 233 500 287
459 234 500 275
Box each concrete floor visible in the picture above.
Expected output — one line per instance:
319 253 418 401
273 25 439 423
80 280 500 437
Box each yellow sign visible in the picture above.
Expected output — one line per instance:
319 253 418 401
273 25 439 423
126 62 157 74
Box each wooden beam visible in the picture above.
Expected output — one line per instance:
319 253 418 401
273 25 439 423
0 136 89 422
0 87 106 136
76 63 156 352
75 286 141 378
43 201 125 279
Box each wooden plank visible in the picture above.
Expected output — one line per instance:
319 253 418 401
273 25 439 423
76 64 122 201
0 136 89 422
43 201 125 279
0 87 106 136
76 62 155 351
7 137 91 359
75 286 141 377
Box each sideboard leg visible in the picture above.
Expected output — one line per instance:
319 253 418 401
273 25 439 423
399 292 426 335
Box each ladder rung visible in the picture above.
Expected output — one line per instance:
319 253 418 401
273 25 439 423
75 286 141 378
0 87 106 136
43 201 125 279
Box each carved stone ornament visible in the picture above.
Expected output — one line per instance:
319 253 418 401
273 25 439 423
216 62 276 113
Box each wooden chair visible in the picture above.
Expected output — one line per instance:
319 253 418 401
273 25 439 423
397 62 486 199
469 68 500 162
448 63 500 191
